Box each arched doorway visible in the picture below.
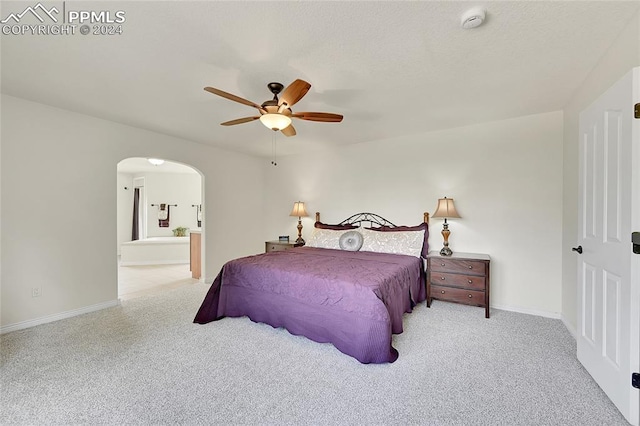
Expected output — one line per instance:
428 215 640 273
116 157 204 300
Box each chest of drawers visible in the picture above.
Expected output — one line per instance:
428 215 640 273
426 251 491 318
265 241 303 253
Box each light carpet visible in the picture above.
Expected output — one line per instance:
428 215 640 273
0 282 628 425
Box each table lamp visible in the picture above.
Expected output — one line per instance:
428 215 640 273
289 201 309 244
431 197 461 256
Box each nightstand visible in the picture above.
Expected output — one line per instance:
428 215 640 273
426 251 491 318
265 240 303 253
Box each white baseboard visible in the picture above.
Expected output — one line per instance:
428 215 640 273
492 304 576 339
0 300 120 334
491 303 561 320
119 260 189 266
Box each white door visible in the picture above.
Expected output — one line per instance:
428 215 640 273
577 67 640 426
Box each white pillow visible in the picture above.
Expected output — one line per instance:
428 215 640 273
305 228 351 250
359 227 425 258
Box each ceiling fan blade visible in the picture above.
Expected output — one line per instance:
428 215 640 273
281 124 296 137
279 79 311 108
204 87 264 111
291 112 343 123
220 116 260 126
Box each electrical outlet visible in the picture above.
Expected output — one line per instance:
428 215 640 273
32 287 41 298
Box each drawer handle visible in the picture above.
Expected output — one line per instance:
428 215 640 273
440 263 446 266
468 279 472 284
441 290 445 294
468 294 473 298
468 266 473 269
441 276 445 280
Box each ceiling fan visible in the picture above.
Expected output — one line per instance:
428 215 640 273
204 79 343 137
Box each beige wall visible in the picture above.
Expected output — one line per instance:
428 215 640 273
3 11 637 333
0 95 265 329
561 12 640 334
265 111 564 317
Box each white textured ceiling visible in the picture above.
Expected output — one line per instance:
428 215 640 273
2 1 638 158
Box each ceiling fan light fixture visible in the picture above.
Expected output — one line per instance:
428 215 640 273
205 79 342 136
259 113 291 131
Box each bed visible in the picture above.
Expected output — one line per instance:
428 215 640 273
194 212 429 364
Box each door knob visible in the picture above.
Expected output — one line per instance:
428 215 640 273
572 246 583 254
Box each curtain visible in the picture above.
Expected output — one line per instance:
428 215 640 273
132 188 140 241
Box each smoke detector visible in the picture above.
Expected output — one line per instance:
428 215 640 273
461 7 486 29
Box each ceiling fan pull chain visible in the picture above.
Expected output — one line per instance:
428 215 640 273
274 133 278 166
271 132 278 166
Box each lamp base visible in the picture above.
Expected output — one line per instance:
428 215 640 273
439 221 453 256
439 246 453 256
295 218 305 246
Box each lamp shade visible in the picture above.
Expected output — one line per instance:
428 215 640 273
289 201 309 218
260 113 292 131
431 197 461 219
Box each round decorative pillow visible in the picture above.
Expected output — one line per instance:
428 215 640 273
339 230 364 251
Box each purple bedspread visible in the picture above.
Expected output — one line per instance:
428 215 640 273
194 247 425 363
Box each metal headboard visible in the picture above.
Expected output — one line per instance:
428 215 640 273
315 212 429 227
